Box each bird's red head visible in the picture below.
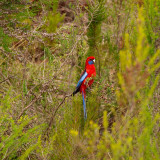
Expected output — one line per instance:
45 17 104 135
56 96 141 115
85 56 95 66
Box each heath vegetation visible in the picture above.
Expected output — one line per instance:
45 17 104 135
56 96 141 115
0 0 160 159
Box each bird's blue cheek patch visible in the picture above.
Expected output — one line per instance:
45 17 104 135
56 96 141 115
88 60 94 65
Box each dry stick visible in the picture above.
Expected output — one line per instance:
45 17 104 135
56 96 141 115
17 83 59 120
18 94 42 120
55 94 72 116
17 75 61 120
0 75 15 84
44 93 72 137
0 71 12 86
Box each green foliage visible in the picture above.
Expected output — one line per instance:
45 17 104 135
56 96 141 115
43 1 65 33
23 80 28 96
0 27 12 52
19 135 41 160
44 11 65 33
0 0 22 7
87 87 99 121
75 107 160 160
87 0 106 75
0 91 44 159
143 0 160 51
117 8 160 113
44 47 54 63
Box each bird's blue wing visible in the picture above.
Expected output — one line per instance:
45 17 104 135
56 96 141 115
72 70 88 96
82 90 87 120
76 71 88 88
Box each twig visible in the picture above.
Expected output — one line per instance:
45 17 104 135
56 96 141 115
44 93 72 138
0 71 12 86
0 75 15 84
17 94 41 120
53 94 72 118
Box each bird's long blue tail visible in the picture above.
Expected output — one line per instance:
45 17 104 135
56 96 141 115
82 91 87 120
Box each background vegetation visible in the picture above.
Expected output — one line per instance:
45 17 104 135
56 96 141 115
0 0 160 159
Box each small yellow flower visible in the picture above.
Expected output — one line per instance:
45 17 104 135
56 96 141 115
70 130 78 137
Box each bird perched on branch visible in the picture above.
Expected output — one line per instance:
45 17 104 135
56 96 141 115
72 56 96 120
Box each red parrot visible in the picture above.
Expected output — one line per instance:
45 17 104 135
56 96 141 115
72 56 96 119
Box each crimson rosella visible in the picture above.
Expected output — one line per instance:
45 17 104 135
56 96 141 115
72 56 96 119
